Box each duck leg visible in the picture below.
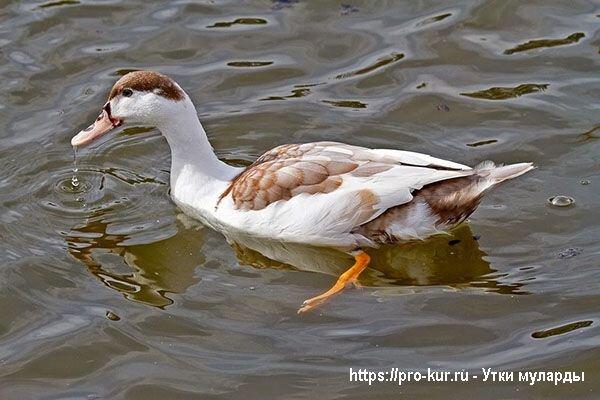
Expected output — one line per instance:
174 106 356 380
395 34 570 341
298 251 371 313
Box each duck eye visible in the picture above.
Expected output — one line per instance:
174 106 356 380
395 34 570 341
122 88 133 97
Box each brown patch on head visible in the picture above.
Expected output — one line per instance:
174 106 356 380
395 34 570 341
109 70 185 101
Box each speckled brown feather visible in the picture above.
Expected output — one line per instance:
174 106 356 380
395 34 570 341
109 71 185 101
355 176 483 244
419 176 483 225
217 143 364 211
218 142 477 213
229 158 354 211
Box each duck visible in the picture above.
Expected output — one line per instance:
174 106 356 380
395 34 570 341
71 70 534 313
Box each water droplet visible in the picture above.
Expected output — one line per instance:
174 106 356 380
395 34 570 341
72 146 80 188
548 195 575 207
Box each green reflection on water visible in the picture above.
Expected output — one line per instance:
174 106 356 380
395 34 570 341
227 61 274 68
322 100 367 109
207 18 267 28
416 12 453 27
336 52 405 79
504 32 585 55
532 320 593 339
38 0 80 9
461 83 548 100
67 216 204 308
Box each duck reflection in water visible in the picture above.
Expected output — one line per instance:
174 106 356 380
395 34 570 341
226 222 527 299
67 211 205 308
67 212 527 310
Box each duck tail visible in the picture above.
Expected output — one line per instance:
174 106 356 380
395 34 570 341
475 161 535 183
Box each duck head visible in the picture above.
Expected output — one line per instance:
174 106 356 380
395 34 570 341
71 71 186 147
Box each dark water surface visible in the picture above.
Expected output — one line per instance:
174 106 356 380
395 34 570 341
1 0 599 398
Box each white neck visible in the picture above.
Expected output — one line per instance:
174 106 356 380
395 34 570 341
155 96 241 199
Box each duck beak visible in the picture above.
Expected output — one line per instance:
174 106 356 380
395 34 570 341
71 103 123 147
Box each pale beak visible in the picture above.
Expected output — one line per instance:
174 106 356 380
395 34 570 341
71 103 123 147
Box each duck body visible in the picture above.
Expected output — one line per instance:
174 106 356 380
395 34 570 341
170 139 532 250
71 70 534 312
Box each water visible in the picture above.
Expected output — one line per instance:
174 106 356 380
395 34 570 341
0 1 599 399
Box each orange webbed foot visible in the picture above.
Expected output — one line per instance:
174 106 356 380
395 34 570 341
297 251 370 314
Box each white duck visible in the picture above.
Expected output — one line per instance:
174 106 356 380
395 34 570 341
71 71 534 312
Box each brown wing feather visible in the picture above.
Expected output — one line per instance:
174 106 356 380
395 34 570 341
217 143 360 211
229 159 356 211
217 141 469 212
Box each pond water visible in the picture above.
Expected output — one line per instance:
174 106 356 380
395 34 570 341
1 0 599 398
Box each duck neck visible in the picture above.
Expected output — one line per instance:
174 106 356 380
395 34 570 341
157 97 240 194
